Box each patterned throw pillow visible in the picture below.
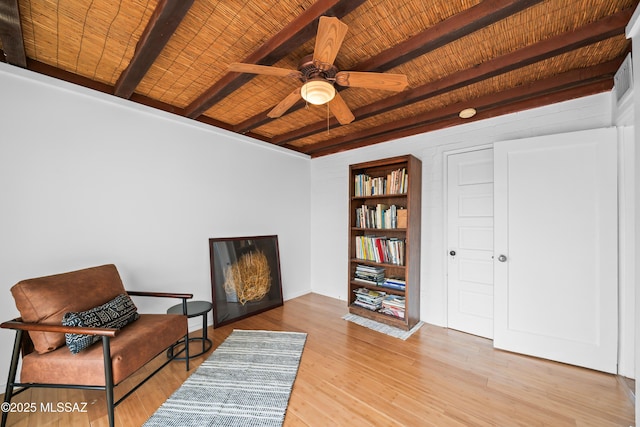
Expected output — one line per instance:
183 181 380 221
62 293 139 354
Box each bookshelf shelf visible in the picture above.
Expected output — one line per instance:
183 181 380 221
351 194 407 201
351 227 407 232
348 155 421 331
349 280 405 296
348 304 407 329
348 258 406 270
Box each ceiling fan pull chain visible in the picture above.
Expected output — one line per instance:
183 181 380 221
302 84 308 109
327 103 330 135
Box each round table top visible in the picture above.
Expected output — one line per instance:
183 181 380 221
167 300 213 317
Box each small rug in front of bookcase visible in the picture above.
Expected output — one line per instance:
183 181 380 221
342 313 424 340
143 329 307 427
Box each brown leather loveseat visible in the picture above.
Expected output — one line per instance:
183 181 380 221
1 264 192 427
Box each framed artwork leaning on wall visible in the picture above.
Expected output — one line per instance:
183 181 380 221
209 235 283 327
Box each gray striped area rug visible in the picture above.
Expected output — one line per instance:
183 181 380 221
144 329 307 427
342 313 424 340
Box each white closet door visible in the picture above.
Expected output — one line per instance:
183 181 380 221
493 128 618 373
447 149 494 339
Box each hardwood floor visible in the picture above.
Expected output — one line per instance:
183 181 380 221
1 293 635 426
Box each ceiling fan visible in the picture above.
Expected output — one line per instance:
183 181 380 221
228 16 408 125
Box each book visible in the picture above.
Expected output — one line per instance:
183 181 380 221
354 264 385 285
353 287 386 300
376 204 388 229
380 294 406 318
380 306 405 318
382 294 405 308
397 208 407 229
380 277 406 291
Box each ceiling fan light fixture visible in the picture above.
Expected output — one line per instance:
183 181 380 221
459 107 477 119
301 79 335 105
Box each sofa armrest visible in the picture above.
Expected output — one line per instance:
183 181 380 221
0 318 119 337
127 291 193 299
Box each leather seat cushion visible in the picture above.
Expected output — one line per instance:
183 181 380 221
20 314 187 386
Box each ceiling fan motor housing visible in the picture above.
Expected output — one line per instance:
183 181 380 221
298 54 338 83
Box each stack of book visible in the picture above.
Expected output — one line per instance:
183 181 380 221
355 204 402 229
380 277 406 291
354 173 386 196
355 235 405 265
386 167 408 194
353 264 385 286
354 167 408 196
380 295 405 319
352 287 386 311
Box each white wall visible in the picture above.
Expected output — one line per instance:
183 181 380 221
310 92 635 376
0 63 311 388
625 5 640 423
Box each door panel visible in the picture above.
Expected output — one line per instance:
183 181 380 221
459 226 493 250
493 128 618 373
447 149 494 339
459 194 493 217
458 257 493 285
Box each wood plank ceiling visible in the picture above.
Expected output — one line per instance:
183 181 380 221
0 0 636 157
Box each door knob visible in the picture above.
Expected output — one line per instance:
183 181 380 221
498 254 507 262
449 250 456 256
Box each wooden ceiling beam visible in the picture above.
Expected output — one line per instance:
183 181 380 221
114 0 195 99
0 0 26 67
273 7 633 146
234 0 542 133
184 0 366 119
356 0 544 73
27 57 115 94
301 58 622 156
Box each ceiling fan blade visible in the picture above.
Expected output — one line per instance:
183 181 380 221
328 92 355 125
228 63 302 79
335 71 408 91
267 88 302 118
313 16 348 69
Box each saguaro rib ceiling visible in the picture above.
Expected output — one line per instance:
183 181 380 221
184 0 366 119
234 0 544 134
1 0 637 156
271 7 633 146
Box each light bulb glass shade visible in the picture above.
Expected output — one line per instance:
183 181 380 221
301 79 335 105
459 107 477 119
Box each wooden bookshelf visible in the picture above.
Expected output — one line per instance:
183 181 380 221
348 155 421 330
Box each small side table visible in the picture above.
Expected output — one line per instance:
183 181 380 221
167 300 213 359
